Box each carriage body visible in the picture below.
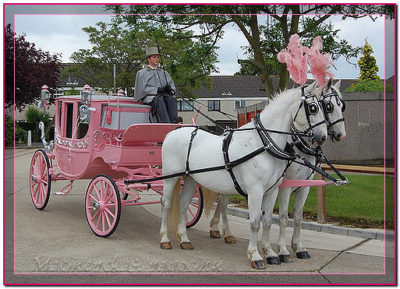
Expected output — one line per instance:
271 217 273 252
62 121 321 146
29 88 203 237
52 94 174 180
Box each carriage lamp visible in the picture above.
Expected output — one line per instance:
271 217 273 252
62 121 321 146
39 85 50 108
81 84 92 105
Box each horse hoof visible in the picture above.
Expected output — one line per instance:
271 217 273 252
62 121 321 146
160 242 172 249
180 242 193 250
296 251 311 259
279 255 293 263
266 256 281 265
251 260 266 269
210 230 221 239
224 236 236 244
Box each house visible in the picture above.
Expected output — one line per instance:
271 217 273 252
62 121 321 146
177 75 269 133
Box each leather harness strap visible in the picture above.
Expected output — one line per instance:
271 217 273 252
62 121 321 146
222 130 247 198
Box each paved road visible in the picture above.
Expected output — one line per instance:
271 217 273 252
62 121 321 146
4 148 396 285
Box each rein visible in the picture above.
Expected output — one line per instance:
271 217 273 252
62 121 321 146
125 87 348 192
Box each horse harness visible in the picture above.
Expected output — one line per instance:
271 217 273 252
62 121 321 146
184 91 327 198
125 88 347 191
319 87 346 135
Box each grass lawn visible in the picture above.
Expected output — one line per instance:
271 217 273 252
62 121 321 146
229 174 395 229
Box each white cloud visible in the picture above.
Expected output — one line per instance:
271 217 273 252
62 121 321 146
15 14 113 62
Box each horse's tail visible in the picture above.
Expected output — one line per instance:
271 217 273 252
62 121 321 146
202 187 217 217
168 179 181 233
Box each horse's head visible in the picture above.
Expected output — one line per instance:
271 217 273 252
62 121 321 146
292 81 328 146
319 79 347 142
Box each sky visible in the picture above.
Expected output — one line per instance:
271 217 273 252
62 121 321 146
6 4 395 80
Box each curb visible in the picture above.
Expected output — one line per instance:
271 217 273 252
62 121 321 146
226 205 395 242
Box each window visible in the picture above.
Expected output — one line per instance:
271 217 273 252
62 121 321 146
177 100 194 111
235 100 246 110
76 102 89 139
65 103 74 138
208 100 220 111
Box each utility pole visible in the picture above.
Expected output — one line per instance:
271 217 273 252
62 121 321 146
113 63 116 92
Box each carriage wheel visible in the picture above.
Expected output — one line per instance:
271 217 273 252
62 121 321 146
29 149 51 210
185 186 203 228
85 175 121 238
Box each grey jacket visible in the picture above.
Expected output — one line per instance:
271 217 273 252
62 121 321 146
134 65 176 103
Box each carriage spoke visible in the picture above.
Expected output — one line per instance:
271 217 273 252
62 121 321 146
95 210 102 228
103 191 114 204
93 183 102 201
187 206 195 218
89 194 99 203
101 211 106 233
40 189 46 206
104 207 115 219
33 163 40 178
104 210 112 228
32 183 39 199
189 201 199 209
90 208 101 222
37 185 43 205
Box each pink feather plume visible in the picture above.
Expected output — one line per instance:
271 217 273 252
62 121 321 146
277 34 308 86
277 34 334 87
307 36 333 87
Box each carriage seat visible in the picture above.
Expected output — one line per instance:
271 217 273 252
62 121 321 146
101 103 152 130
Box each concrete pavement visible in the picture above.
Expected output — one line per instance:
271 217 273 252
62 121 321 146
4 148 396 285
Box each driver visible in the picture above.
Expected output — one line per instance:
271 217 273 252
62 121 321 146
134 46 178 123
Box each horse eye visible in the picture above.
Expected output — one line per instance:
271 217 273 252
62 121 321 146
325 102 333 113
308 103 319 115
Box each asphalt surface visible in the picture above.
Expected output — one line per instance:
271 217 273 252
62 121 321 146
4 148 396 285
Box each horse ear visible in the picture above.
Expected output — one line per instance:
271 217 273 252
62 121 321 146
305 81 318 94
323 78 333 94
333 79 342 90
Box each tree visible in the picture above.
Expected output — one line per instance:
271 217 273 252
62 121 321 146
107 4 393 97
5 24 62 111
64 20 219 98
358 39 380 81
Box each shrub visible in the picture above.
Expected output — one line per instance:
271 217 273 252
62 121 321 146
25 106 51 128
345 79 394 92
5 114 27 146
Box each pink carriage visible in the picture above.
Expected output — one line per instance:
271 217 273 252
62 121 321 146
29 85 203 237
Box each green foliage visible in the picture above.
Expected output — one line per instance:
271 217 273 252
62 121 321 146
345 79 394 92
62 21 142 96
5 114 27 146
63 19 218 98
358 40 380 81
107 4 390 95
228 174 393 228
63 88 80 96
25 106 51 128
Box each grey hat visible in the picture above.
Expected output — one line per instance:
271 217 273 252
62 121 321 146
145 46 160 58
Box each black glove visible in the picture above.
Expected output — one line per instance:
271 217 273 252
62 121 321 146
157 86 168 94
165 84 175 95
157 85 175 95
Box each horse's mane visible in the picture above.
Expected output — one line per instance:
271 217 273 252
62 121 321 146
261 87 299 112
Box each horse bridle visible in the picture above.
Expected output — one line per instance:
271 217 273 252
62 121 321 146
292 86 326 141
319 87 346 136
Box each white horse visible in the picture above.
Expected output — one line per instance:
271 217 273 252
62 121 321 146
277 79 346 262
207 79 346 265
159 82 327 269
